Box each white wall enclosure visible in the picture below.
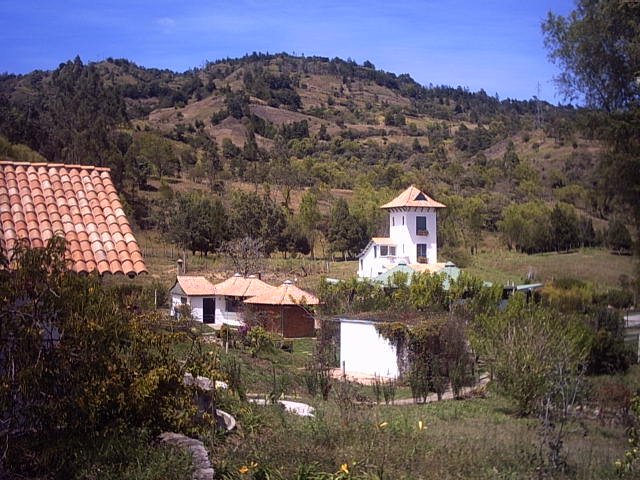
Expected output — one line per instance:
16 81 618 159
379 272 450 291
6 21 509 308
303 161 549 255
339 319 399 379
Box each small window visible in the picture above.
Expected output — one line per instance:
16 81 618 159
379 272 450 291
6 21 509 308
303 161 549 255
402 216 405 225
180 296 187 304
416 244 428 263
360 259 363 269
226 296 242 312
392 216 395 226
374 246 377 258
380 246 396 257
416 216 428 236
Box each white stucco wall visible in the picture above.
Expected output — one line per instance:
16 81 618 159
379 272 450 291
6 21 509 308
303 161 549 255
358 244 388 278
214 296 243 326
389 208 438 265
339 319 399 378
170 294 213 323
170 294 183 317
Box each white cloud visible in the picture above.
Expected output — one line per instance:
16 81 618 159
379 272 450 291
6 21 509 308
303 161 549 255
155 17 176 32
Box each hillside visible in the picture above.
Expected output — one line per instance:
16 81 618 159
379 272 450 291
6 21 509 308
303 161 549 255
0 52 626 267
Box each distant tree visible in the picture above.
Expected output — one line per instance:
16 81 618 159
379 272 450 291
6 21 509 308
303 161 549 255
462 196 486 255
550 203 580 252
502 140 520 169
297 191 322 258
327 198 367 260
280 120 309 141
225 89 250 119
228 191 287 255
222 237 265 276
242 130 259 161
169 192 227 255
278 219 311 258
607 217 633 254
222 137 242 159
498 202 552 254
383 109 406 127
318 123 330 141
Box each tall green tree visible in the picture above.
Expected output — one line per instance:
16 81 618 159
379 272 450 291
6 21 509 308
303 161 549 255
327 198 367 260
542 0 640 111
543 1 640 258
228 191 287 255
297 191 322 258
169 192 227 255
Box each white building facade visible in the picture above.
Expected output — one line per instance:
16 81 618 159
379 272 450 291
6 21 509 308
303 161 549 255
339 319 399 378
169 276 217 323
358 186 446 279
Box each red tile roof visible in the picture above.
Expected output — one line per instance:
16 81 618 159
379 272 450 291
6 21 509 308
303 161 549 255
213 273 275 298
380 185 446 209
0 161 146 276
244 281 320 306
174 276 217 296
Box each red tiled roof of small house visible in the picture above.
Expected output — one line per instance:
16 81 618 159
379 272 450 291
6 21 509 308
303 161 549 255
213 273 275 298
0 160 146 276
244 280 320 306
174 276 217 296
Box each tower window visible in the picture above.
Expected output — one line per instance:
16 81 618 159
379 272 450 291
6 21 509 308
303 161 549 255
416 216 428 236
417 244 428 263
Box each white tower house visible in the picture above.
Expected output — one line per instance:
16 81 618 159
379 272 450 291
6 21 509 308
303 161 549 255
357 186 446 278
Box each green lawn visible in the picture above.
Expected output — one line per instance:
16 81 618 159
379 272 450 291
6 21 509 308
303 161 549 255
466 248 636 289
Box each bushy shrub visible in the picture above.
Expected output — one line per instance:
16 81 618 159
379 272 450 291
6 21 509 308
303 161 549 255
0 238 217 476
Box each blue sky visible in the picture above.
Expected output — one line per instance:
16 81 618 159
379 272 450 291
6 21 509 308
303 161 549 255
0 0 575 102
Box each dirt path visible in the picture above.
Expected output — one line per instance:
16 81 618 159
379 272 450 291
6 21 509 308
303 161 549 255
329 368 490 405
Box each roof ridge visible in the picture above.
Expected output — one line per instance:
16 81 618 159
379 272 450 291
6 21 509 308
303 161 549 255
0 160 111 172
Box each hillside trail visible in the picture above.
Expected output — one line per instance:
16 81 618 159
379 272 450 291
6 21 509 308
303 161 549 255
330 369 490 405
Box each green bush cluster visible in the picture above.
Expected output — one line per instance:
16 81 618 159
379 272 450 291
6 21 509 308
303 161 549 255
0 238 219 477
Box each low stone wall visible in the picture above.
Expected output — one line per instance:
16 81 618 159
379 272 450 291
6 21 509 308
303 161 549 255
159 432 214 480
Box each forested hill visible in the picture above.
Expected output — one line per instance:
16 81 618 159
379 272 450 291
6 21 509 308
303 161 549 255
0 53 620 260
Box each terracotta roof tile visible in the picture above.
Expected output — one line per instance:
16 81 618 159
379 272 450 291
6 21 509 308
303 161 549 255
380 185 446 210
212 273 276 298
244 280 320 306
175 276 217 296
0 160 146 276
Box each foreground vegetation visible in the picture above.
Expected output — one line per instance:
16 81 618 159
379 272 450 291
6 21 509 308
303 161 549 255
2 236 639 479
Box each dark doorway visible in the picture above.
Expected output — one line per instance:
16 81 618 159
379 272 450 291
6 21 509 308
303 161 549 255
203 298 215 324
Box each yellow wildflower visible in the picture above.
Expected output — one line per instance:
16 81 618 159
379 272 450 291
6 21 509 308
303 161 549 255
340 463 349 474
238 465 249 474
378 421 388 428
418 420 424 431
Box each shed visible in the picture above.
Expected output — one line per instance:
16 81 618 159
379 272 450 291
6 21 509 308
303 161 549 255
211 273 275 326
338 318 399 379
244 281 319 338
170 276 217 323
